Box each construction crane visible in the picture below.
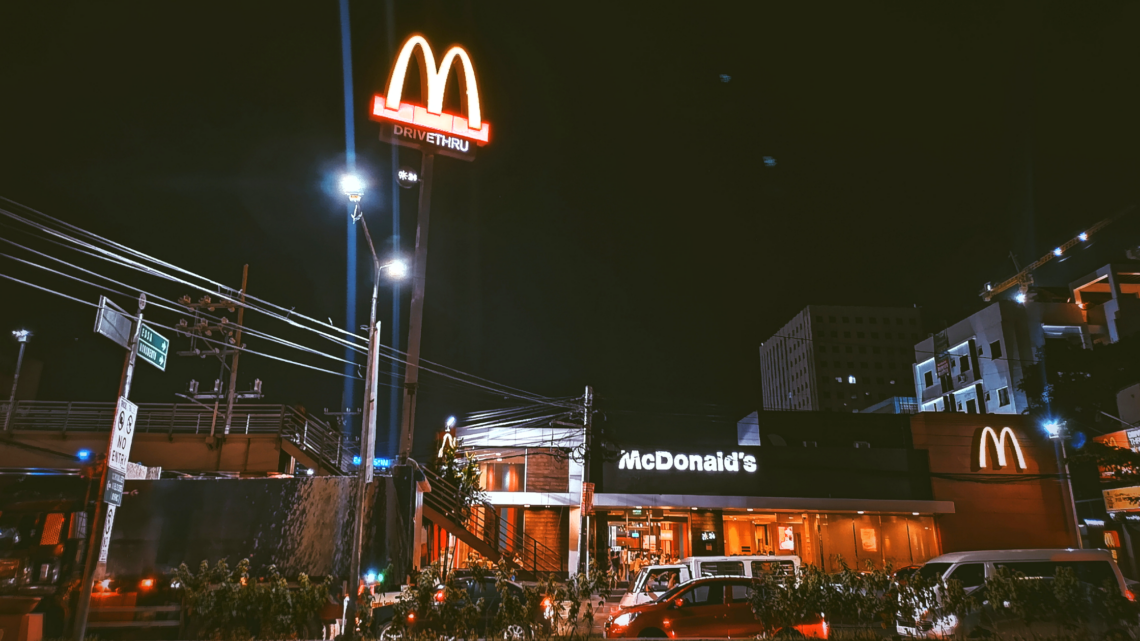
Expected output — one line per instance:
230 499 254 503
981 206 1136 301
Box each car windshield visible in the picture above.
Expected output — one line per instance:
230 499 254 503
916 562 953 581
656 581 694 603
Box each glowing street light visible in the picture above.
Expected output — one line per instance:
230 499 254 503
446 416 457 428
1044 421 1062 439
1014 292 1027 304
4 329 32 433
341 174 364 202
1078 232 1089 242
1053 247 1063 257
382 260 409 280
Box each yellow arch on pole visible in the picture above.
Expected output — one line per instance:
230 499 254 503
384 35 483 130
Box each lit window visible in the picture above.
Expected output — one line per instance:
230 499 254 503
848 375 857 384
835 376 843 383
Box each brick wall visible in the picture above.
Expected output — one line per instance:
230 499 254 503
911 413 1073 552
526 449 569 492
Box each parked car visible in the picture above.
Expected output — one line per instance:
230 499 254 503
377 576 553 640
897 548 1134 638
619 555 800 610
605 576 827 639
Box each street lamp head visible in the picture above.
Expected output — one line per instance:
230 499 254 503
1044 421 1062 439
341 174 365 202
1014 292 1027 304
384 259 409 280
12 329 30 343
446 416 457 428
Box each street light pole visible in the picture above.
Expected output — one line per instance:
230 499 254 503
3 329 30 433
341 175 406 634
1046 421 1083 549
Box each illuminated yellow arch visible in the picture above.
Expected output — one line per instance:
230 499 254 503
384 35 483 130
979 426 1027 470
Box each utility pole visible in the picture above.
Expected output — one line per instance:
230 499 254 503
580 385 594 574
73 295 145 641
398 152 435 461
3 329 30 433
222 265 249 435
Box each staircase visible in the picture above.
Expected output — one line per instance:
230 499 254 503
419 466 564 579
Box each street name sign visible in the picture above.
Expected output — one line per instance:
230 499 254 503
137 324 169 371
94 296 132 350
107 397 138 475
104 469 126 506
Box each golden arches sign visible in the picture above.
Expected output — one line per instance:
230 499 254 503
978 426 1027 470
372 34 489 145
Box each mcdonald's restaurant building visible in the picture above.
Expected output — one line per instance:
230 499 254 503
462 412 1081 574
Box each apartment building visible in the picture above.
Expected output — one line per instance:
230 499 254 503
913 262 1140 414
759 305 923 413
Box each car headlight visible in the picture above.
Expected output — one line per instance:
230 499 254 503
612 612 639 627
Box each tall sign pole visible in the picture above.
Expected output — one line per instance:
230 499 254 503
74 294 167 641
370 34 490 461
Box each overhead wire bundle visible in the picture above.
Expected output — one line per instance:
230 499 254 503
0 196 578 410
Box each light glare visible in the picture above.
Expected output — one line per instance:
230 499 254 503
446 416 457 428
1079 232 1088 242
1044 421 1061 438
1053 247 1063 257
1014 292 1027 304
384 260 409 280
340 175 364 200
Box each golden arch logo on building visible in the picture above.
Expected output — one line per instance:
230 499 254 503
978 426 1027 470
371 34 490 145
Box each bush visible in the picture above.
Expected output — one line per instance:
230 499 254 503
175 558 329 640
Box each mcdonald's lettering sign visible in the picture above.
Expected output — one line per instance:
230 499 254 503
372 35 489 161
978 426 1027 470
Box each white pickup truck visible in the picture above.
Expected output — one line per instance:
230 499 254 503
617 555 801 610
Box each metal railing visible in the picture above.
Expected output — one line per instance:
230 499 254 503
0 400 354 475
420 466 564 576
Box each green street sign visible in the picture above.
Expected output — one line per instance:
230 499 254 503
138 323 169 371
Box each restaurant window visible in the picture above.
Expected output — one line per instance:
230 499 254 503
480 460 525 491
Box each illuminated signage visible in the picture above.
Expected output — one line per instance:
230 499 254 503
700 531 716 541
978 426 1027 470
617 450 758 473
778 527 795 551
371 34 489 160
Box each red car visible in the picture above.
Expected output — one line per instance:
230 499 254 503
604 576 827 639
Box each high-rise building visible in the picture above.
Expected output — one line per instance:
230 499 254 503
759 305 923 412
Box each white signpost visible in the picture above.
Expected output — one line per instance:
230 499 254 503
108 397 138 474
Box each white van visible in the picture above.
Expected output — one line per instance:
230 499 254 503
897 548 1132 638
618 555 800 610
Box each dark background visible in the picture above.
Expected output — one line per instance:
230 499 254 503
1 1 1138 459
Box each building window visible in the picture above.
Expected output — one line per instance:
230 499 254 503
861 362 869 369
857 332 865 339
844 332 852 339
859 346 867 354
871 332 879 339
909 319 917 325
846 346 853 353
816 315 823 322
832 346 840 353
804 441 817 447
856 317 864 324
960 355 970 372
847 362 855 368
873 347 881 354
869 318 877 324
842 317 850 323
998 387 1011 407
911 333 919 339
924 371 934 388
833 360 841 367
882 317 890 324
848 375 857 384
876 377 885 384
829 316 837 322
875 363 883 370
481 461 525 492
835 376 843 383
990 340 1003 360
831 331 838 338
854 441 871 448
817 330 826 338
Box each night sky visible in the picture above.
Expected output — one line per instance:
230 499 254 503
1 2 1138 459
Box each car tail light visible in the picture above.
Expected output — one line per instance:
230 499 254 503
140 578 155 589
1127 589 1136 602
407 612 416 622
542 597 552 608
434 589 446 603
